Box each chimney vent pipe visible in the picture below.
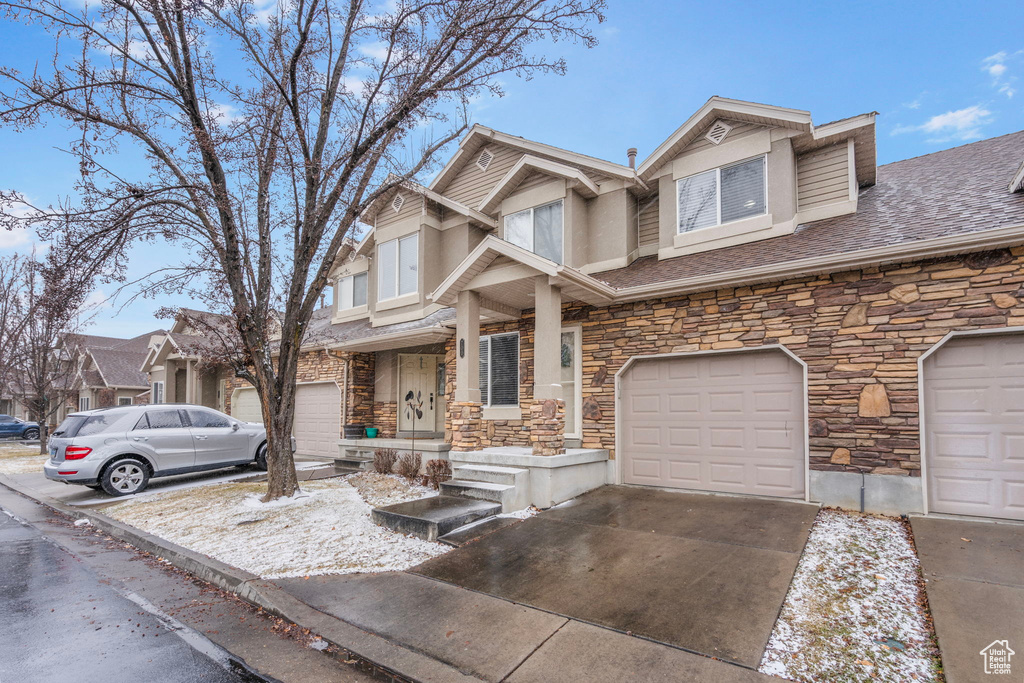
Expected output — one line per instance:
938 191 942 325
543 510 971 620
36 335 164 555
627 148 637 169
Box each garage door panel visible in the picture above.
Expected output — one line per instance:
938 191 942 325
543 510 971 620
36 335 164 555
925 332 1024 520
621 350 805 498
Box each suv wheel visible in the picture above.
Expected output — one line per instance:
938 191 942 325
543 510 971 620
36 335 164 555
254 443 268 471
101 458 150 496
23 428 39 440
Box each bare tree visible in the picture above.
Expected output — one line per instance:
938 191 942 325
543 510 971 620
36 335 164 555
5 251 92 453
0 254 29 395
0 0 605 500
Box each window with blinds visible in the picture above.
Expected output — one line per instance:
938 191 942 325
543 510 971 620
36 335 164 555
377 233 418 301
503 199 563 264
479 332 519 407
677 155 766 233
338 272 367 310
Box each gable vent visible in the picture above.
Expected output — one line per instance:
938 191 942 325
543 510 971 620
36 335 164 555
704 120 733 145
476 148 494 171
391 193 405 213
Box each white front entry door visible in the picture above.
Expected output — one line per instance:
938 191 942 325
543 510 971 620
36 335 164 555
399 354 442 433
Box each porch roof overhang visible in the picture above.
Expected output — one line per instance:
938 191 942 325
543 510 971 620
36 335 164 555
326 324 454 353
477 155 600 215
429 236 616 314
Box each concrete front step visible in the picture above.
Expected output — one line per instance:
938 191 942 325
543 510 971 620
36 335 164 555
371 496 500 542
440 479 528 513
452 464 528 487
334 457 372 471
437 516 524 547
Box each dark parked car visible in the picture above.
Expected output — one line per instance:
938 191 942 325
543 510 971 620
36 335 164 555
0 414 40 440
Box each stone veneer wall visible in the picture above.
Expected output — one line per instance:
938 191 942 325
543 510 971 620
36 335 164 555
444 248 1024 476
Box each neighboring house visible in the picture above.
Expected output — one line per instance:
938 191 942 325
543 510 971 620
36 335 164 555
61 330 165 418
0 385 30 421
205 96 1024 521
141 310 235 412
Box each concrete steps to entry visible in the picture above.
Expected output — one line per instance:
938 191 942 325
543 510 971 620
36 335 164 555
444 464 530 512
333 456 372 471
371 496 500 541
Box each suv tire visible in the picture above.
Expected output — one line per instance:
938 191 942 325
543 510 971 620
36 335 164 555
100 458 150 496
254 443 268 471
23 428 39 440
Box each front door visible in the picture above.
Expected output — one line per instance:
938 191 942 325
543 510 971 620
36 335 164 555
398 354 441 433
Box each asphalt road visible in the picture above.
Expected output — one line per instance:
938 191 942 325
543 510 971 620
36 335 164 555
0 509 248 683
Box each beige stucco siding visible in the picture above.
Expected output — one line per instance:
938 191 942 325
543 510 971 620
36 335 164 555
797 143 850 211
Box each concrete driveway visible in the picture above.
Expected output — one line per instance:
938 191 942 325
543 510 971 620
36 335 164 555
412 485 819 668
911 516 1024 682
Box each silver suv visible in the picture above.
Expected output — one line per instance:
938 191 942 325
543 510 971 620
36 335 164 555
44 405 269 496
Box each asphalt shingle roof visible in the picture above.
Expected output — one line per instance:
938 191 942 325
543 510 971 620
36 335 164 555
88 348 150 388
594 130 1024 289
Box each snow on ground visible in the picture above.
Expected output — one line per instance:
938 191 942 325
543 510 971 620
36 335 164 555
346 471 437 508
0 444 47 475
759 509 940 683
105 475 448 579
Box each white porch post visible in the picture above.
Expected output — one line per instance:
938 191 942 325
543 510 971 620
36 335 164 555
186 360 197 404
533 276 562 400
454 290 481 403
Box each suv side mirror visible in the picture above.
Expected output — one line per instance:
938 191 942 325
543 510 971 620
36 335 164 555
232 422 240 431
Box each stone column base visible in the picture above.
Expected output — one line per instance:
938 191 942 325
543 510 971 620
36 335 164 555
450 402 483 452
530 399 565 456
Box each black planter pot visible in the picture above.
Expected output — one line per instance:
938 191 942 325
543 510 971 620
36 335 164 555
342 424 365 440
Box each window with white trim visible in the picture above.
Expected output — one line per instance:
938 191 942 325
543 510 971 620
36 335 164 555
79 397 90 411
377 233 418 301
338 272 368 310
503 199 563 264
677 155 766 233
478 332 519 407
118 397 133 406
152 381 164 404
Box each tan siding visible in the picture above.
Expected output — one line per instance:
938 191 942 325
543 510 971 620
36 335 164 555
797 144 850 211
376 193 422 228
638 194 660 247
676 120 762 158
509 171 558 197
440 143 615 210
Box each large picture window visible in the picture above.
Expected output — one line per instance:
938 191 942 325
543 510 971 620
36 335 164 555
504 199 563 264
677 155 766 233
479 332 519 407
338 272 367 310
377 233 418 301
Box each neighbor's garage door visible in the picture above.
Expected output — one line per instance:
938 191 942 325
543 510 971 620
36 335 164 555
231 383 341 459
924 332 1024 521
620 349 806 498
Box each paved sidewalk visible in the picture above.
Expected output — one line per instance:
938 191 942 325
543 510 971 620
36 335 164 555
911 516 1024 683
2 472 776 682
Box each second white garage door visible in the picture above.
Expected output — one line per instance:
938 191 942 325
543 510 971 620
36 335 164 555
924 332 1024 521
620 349 806 498
231 383 341 459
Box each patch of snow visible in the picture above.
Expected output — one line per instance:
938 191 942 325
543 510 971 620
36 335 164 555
105 478 450 578
499 506 540 520
759 509 940 682
73 518 92 527
241 489 316 509
346 471 437 508
0 448 47 475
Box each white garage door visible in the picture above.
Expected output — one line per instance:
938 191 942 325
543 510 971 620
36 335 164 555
231 387 262 423
620 349 806 498
230 383 341 459
293 382 341 458
924 332 1024 520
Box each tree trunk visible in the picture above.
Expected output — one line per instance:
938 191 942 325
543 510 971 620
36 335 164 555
38 423 48 455
254 348 302 501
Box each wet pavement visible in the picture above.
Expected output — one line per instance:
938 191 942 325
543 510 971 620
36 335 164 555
0 508 245 683
413 485 819 668
911 516 1024 683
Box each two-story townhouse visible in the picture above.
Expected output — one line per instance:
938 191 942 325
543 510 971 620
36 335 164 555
224 96 1024 521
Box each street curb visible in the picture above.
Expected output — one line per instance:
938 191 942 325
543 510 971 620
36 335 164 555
0 474 481 683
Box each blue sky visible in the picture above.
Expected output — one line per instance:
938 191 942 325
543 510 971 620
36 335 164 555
1 0 1022 338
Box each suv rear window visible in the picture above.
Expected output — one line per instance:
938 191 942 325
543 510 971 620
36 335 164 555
55 412 125 438
53 416 87 438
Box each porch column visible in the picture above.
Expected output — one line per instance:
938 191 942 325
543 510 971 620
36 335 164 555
451 289 482 451
186 360 197 404
531 276 565 456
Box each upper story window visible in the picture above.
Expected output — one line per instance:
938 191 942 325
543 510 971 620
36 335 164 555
377 233 418 301
479 332 519 407
677 155 766 233
338 272 368 310
504 199 563 264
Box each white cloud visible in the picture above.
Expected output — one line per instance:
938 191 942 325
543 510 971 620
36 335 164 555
0 228 32 250
81 289 112 312
982 50 1020 98
892 105 993 143
207 102 245 125
0 194 43 251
